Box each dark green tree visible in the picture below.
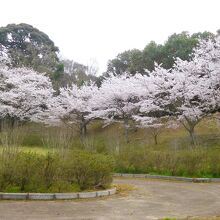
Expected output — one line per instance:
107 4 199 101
0 23 61 76
107 49 146 75
142 41 163 71
106 31 215 75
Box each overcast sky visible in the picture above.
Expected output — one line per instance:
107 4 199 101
1 0 220 74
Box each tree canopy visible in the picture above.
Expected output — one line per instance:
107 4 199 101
107 31 215 75
0 23 61 76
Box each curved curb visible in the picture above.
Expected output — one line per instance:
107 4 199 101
114 173 220 183
0 188 116 200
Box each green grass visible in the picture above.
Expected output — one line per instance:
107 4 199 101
20 146 54 155
0 146 53 155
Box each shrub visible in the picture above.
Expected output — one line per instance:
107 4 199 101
64 150 115 190
0 149 114 192
115 148 220 178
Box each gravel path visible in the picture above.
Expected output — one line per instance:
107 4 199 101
0 177 220 220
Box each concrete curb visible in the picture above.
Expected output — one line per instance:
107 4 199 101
114 173 220 183
0 188 117 200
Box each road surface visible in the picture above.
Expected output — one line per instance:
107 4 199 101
0 177 220 219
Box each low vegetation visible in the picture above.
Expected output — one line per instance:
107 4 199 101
0 148 114 193
115 148 220 177
1 116 220 183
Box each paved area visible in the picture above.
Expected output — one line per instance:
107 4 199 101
0 177 220 220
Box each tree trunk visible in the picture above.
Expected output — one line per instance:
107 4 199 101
154 134 158 145
83 124 87 137
124 120 129 143
79 121 88 141
189 127 196 146
125 127 129 143
181 117 198 147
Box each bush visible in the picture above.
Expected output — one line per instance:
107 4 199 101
0 149 114 192
115 148 220 178
64 150 115 190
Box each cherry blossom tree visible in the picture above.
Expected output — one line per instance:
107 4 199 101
0 44 10 67
133 37 220 146
132 65 178 145
90 74 144 143
169 38 220 145
41 84 98 138
136 65 174 117
0 67 54 126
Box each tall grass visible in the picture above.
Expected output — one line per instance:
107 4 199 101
115 147 220 177
1 117 220 180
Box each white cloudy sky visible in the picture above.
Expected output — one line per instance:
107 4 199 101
0 0 220 74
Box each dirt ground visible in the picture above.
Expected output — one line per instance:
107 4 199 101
0 177 220 220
